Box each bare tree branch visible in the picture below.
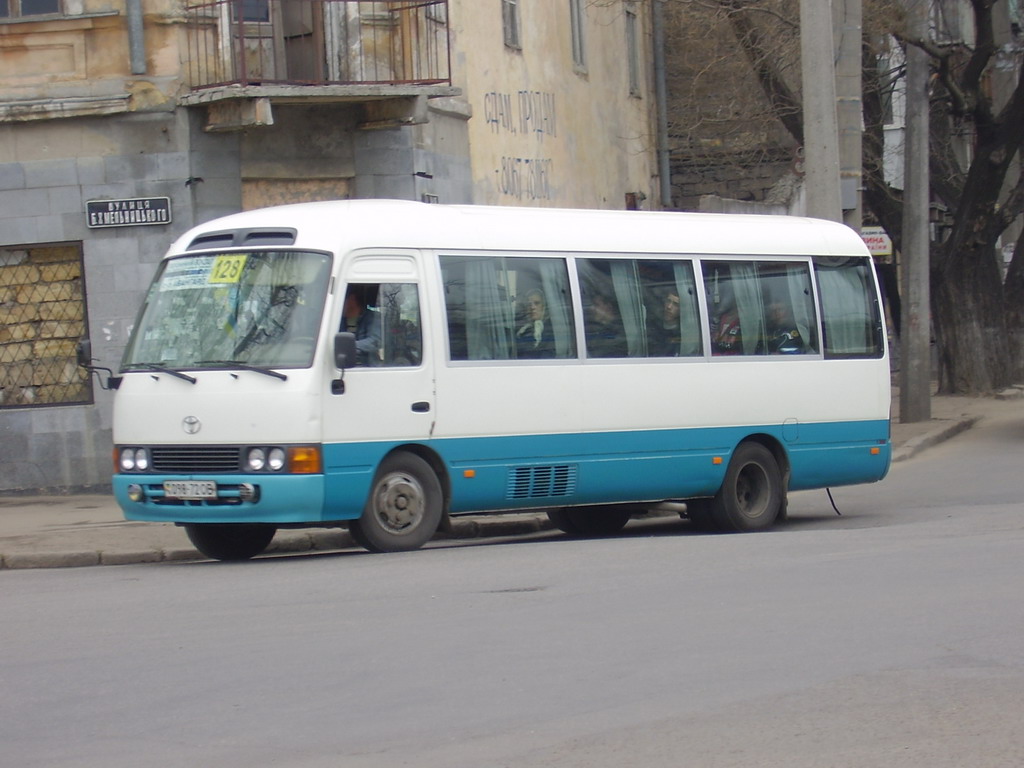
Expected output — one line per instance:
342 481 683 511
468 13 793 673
718 2 804 145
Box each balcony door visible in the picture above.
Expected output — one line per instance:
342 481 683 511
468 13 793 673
224 0 325 83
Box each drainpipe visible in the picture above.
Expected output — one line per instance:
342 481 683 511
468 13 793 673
127 0 147 75
652 0 672 209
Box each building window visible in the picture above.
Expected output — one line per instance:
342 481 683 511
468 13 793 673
426 0 447 24
0 0 61 17
502 0 521 50
0 0 60 18
236 0 269 23
570 0 586 70
625 5 641 96
0 244 92 409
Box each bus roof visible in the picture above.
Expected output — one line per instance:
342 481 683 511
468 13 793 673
170 199 871 259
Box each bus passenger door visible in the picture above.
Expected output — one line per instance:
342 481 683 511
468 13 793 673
321 254 435 517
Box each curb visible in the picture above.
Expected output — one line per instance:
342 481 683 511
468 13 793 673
891 416 978 463
0 514 555 571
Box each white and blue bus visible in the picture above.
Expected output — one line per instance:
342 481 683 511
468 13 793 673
105 200 890 559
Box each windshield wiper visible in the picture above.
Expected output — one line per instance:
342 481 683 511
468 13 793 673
197 360 288 381
126 363 197 384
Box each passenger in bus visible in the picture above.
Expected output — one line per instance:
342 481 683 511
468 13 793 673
516 288 556 358
648 289 682 356
585 292 628 357
710 300 742 355
764 300 805 354
343 287 382 365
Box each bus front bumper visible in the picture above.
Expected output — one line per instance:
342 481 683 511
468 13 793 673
113 474 358 524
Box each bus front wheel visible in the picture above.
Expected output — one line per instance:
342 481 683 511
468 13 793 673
184 523 276 561
711 442 783 532
350 452 443 553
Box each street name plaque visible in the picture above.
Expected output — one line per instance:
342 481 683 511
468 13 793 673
86 197 172 228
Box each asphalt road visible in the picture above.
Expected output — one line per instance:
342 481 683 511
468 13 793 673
2 414 1023 768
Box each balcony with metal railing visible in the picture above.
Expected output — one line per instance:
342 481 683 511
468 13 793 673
180 0 457 127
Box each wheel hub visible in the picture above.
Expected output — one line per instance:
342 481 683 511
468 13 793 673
374 474 424 532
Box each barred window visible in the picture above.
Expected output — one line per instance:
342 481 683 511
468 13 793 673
0 244 92 409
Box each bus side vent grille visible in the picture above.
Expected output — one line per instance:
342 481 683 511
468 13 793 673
507 465 577 500
151 446 241 473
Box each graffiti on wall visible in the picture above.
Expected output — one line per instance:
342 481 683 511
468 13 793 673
484 91 557 139
497 157 554 201
483 91 557 201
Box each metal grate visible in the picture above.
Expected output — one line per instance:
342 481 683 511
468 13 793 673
0 244 92 409
507 464 577 500
151 446 242 473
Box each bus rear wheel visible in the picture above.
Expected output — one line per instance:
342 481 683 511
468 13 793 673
184 523 276 561
547 506 632 536
350 452 443 553
711 442 783 532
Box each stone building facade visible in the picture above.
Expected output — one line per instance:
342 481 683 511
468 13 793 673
0 0 659 492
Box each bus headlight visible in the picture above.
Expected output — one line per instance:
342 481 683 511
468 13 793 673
247 447 267 472
268 448 286 472
119 447 150 472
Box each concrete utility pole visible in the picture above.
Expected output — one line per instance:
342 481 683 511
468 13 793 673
800 0 842 222
833 0 863 229
900 0 932 422
652 0 672 209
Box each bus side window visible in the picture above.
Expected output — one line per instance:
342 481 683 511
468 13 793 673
638 260 702 357
578 259 630 358
440 254 576 361
378 283 422 366
704 261 819 357
757 263 818 355
440 255 513 361
344 282 421 367
704 262 748 355
815 257 883 358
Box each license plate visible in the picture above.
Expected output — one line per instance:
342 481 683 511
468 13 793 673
163 480 217 500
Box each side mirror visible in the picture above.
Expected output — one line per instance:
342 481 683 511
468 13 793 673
334 332 357 371
75 337 121 390
76 338 93 368
331 332 358 395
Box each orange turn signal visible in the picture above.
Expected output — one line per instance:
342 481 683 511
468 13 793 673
288 445 322 474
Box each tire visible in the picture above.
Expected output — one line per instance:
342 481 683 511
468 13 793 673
710 442 784 532
546 506 631 537
349 452 443 553
184 523 276 561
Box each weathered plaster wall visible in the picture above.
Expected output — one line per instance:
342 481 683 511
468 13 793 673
452 1 656 209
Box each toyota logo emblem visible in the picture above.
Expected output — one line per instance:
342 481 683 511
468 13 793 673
182 416 202 435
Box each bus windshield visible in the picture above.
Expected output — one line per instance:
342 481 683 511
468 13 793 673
121 250 332 371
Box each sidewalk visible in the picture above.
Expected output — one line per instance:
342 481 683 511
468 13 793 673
3 388 1022 570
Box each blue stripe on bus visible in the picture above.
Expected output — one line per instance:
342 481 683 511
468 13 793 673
117 419 890 525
